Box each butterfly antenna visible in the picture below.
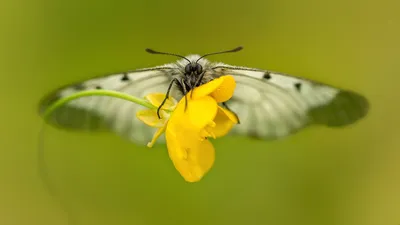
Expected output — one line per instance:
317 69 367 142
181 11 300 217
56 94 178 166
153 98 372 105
196 46 243 63
146 48 191 63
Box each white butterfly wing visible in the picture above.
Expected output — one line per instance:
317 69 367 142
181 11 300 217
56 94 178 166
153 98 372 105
211 64 369 139
40 61 369 144
39 66 177 144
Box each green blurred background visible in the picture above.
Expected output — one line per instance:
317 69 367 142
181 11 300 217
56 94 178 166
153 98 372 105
1 0 399 224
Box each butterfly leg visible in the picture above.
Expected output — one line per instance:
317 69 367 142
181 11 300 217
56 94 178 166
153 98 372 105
181 78 189 111
157 78 180 119
190 72 206 99
222 102 241 124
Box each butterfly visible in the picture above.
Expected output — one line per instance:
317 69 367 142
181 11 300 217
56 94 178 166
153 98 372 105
39 47 369 145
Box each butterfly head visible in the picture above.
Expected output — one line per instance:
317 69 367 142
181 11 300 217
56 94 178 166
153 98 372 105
184 61 203 76
145 46 243 93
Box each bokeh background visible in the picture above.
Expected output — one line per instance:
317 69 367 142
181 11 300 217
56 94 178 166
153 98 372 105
1 0 400 224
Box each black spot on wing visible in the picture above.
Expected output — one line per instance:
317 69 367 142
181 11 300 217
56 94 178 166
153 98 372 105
263 72 271 80
294 82 302 92
121 73 129 81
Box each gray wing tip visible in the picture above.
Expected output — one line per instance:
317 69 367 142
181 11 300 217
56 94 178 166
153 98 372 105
310 90 370 127
38 92 61 117
37 89 107 131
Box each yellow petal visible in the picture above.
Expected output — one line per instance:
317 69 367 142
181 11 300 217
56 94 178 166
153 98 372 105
191 76 225 99
166 128 215 182
136 109 167 128
200 121 217 139
218 106 239 124
169 95 218 131
145 93 177 109
191 75 236 103
210 75 236 103
147 125 166 148
211 106 239 137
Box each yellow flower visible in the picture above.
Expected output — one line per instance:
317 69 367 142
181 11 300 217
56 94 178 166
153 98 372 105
137 75 238 182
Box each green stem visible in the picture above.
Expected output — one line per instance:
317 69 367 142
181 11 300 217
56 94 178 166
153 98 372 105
43 90 158 119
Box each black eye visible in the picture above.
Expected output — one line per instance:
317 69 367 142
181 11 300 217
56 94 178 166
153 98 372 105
195 64 202 74
185 64 192 74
